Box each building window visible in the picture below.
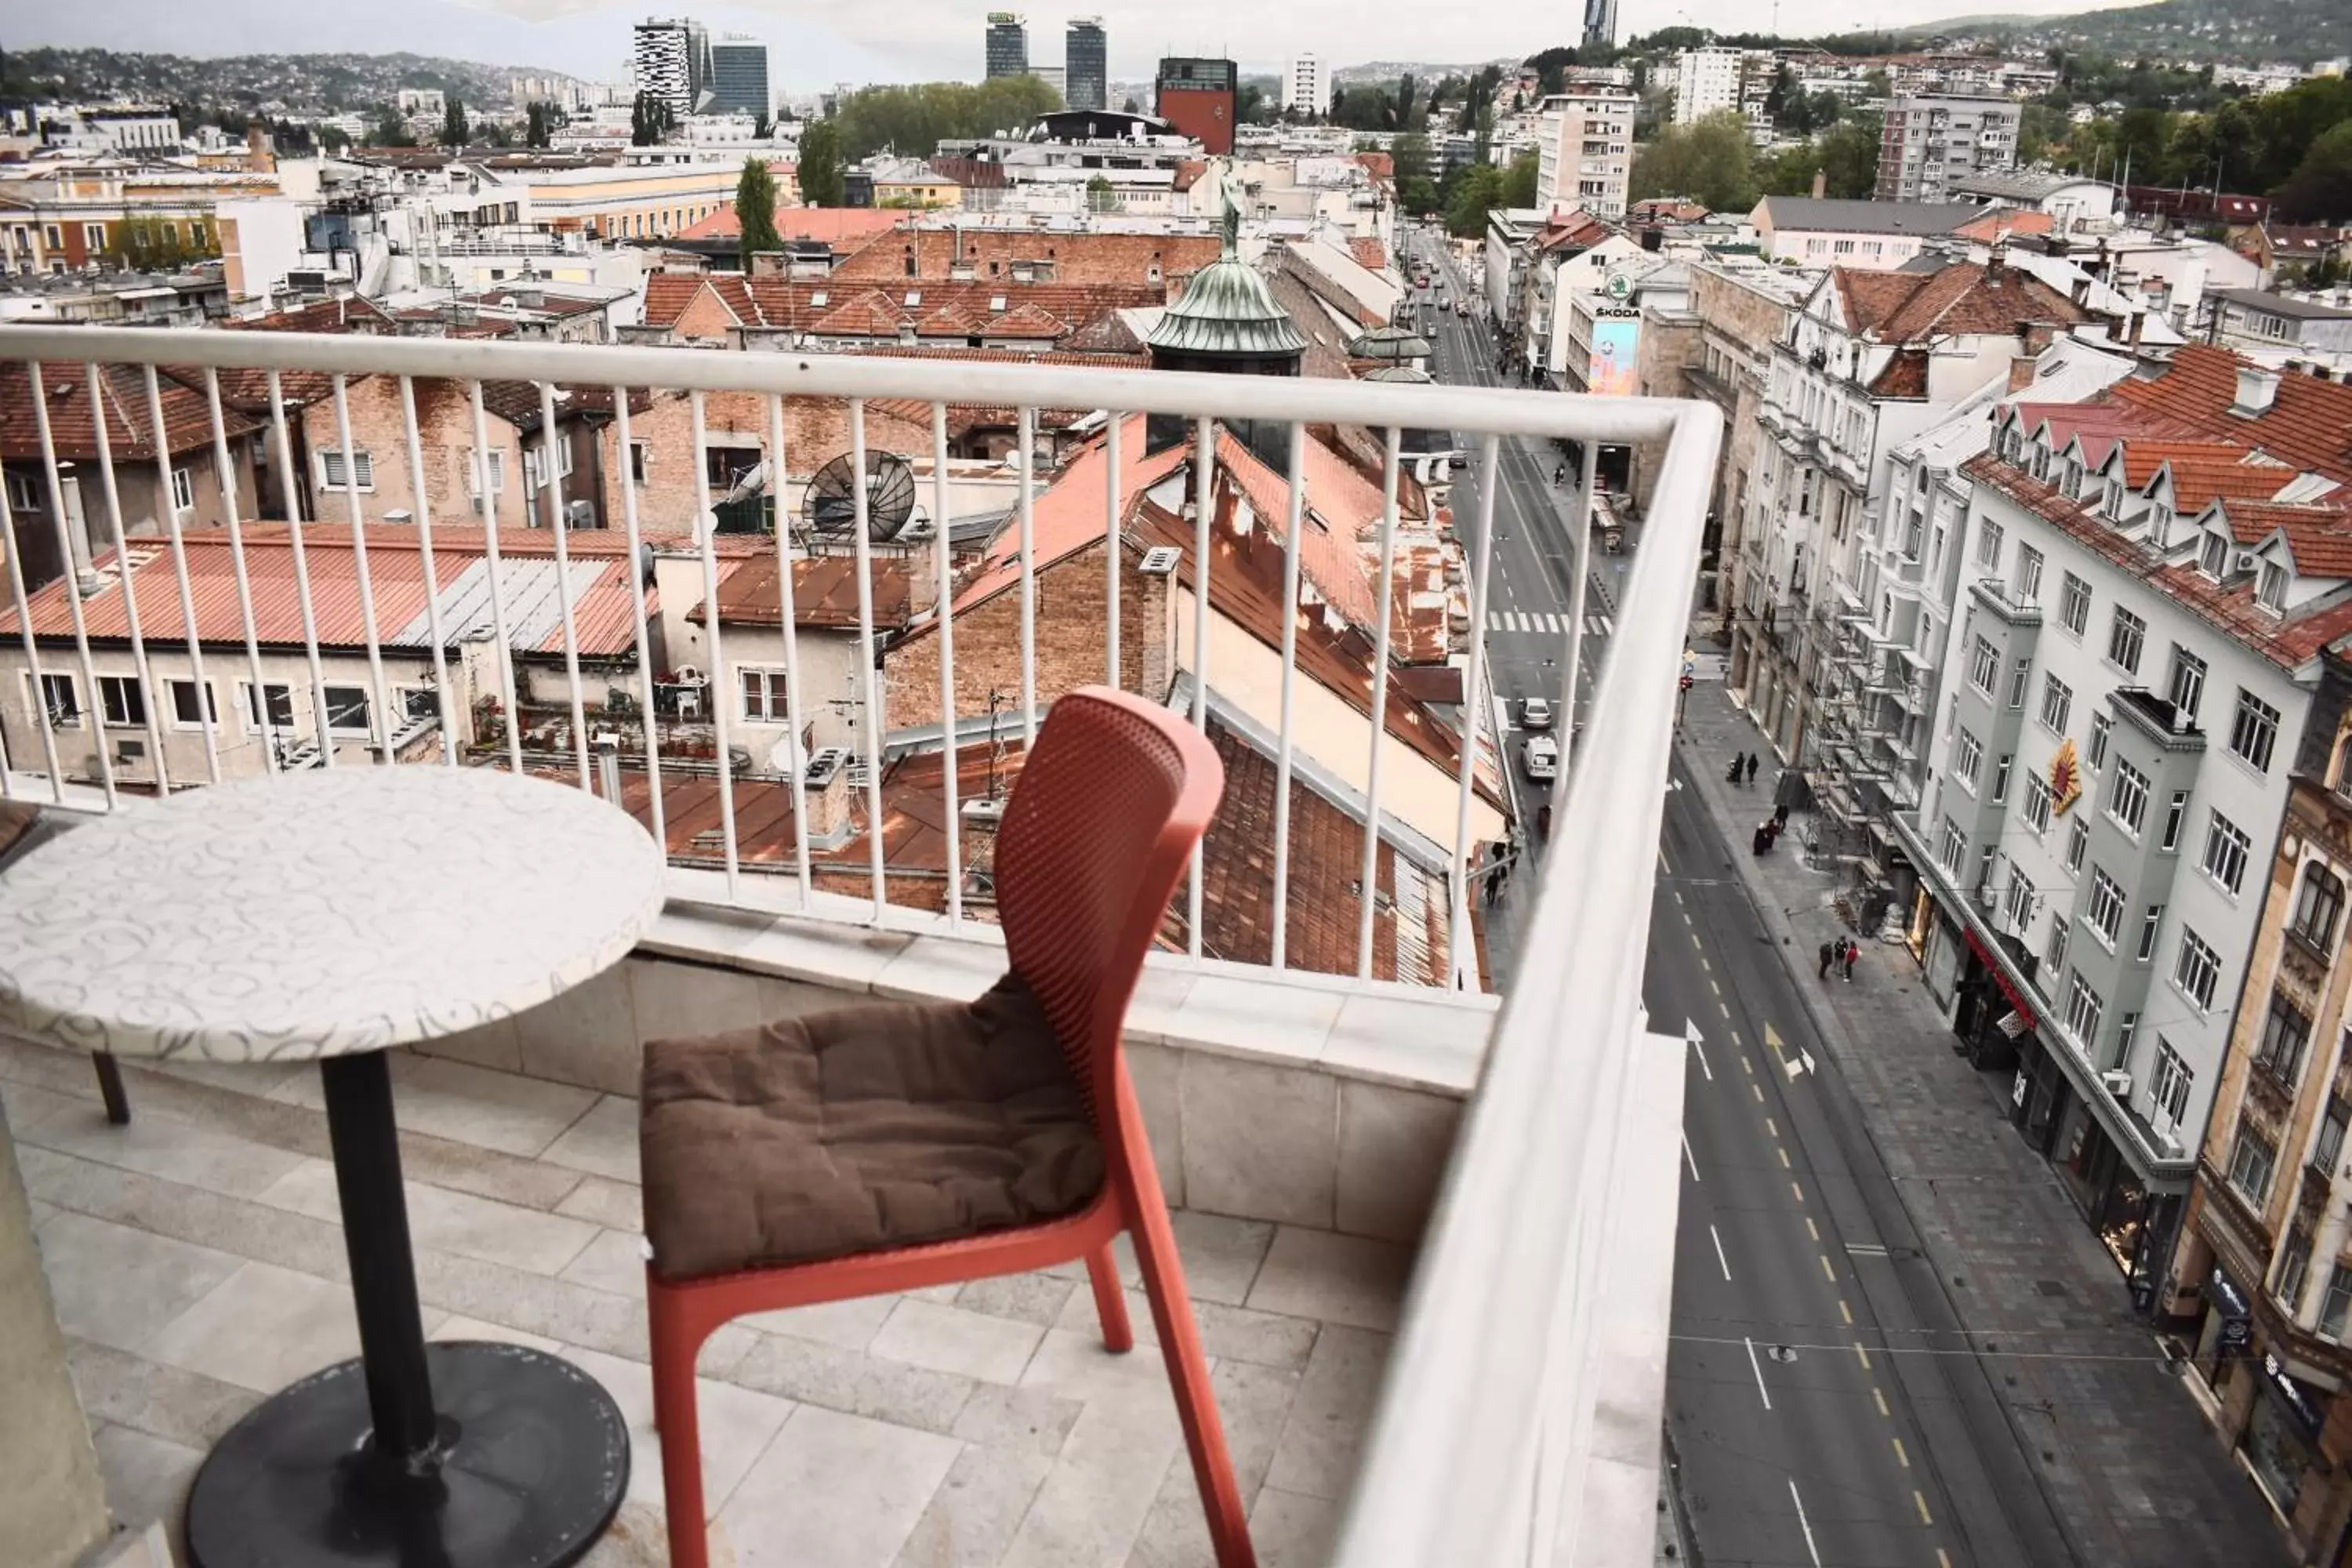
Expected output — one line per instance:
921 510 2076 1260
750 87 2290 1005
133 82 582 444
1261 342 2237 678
1975 517 2003 571
241 682 295 731
629 441 651 485
97 674 147 728
2201 811 2252 895
2065 815 2089 875
1954 728 1984 794
1991 753 2013 803
2321 1265 2352 1341
2256 992 2312 1083
2063 971 2104 1053
318 448 375 492
2200 531 2230 579
322 684 372 735
2294 866 2347 948
2040 674 2072 735
1968 635 1998 696
2166 649 2205 723
2259 562 2289 613
2231 690 2280 773
2015 545 2044 604
2227 1123 2278 1206
167 681 216 729
1938 816 1965 875
2151 1040 2193 1134
2106 607 2145 676
27 671 79 726
2136 903 2163 963
2318 1094 2350 1176
2087 867 2127 946
2046 918 2070 978
2107 758 2149 837
2278 1229 2313 1311
2005 869 2036 933
466 448 506 496
2089 712 2112 773
83 222 106 252
2022 770 2053 836
2007 658 2031 710
2158 790 2189 853
739 668 789 723
169 466 194 513
2114 1011 2139 1069
2175 927 2222 1011
2059 572 2090 637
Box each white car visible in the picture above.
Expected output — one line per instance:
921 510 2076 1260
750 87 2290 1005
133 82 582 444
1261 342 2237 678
1521 696 1555 731
1522 735 1559 781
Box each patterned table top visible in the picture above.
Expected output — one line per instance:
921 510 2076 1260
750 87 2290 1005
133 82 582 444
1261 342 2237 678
0 767 666 1062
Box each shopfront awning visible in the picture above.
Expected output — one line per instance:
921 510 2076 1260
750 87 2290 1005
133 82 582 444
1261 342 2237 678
1965 928 2038 1030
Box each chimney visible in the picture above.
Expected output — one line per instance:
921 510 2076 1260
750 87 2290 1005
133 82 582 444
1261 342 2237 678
56 466 99 597
2231 363 2281 416
2008 354 2038 394
593 730 623 804
800 747 853 848
960 794 1006 906
749 250 786 278
1987 245 2006 282
1134 543 1182 700
1810 170 1827 201
2070 276 2092 308
2128 309 2146 350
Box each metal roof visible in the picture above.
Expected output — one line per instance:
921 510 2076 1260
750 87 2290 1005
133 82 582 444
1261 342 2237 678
1756 197 1985 237
1146 253 1310 358
2213 287 2352 322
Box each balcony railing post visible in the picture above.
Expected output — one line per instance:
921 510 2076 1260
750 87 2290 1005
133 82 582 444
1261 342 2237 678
1357 425 1403 982
1270 422 1308 973
1554 441 1597 814
931 403 961 927
688 390 743 896
83 361 173 796
327 375 393 765
535 381 593 792
26 361 117 806
395 376 456 770
764 392 814 908
203 369 278 777
609 386 666 847
849 400 887 920
1450 435 1502 992
0 477 64 802
142 367 221 784
265 370 336 768
1187 415 1213 960
466 381 527 776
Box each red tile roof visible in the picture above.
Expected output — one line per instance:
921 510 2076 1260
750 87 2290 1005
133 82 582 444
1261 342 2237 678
673 205 906 245
0 361 256 461
1832 260 2085 343
688 553 916 632
1348 237 1389 274
2110 346 2352 485
1953 210 2054 244
641 274 1156 346
829 230 1218 290
2220 499 2352 576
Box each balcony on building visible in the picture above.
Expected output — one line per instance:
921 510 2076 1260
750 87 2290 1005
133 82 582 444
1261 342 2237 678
0 321 1721 1568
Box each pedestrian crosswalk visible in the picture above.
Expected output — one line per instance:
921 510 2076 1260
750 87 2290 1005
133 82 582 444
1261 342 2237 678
1485 610 1613 637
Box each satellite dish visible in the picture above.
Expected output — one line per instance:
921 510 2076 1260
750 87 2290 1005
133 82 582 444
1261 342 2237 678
803 450 917 542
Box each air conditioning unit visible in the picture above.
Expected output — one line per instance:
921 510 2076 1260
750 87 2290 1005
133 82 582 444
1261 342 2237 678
2100 1069 2132 1098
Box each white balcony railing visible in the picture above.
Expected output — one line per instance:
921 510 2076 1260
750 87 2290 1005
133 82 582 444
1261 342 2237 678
0 321 1719 1564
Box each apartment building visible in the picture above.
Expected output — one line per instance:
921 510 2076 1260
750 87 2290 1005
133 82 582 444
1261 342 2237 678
2169 656 2352 1562
1750 195 1985 271
984 13 1029 80
708 38 771 118
633 18 713 118
1896 350 2352 1308
1673 47 1773 140
1283 55 1331 118
1533 88 1635 223
1741 258 2086 772
1877 93 2023 205
1065 19 1109 112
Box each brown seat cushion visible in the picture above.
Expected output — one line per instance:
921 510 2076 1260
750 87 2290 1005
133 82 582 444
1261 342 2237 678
639 972 1106 1282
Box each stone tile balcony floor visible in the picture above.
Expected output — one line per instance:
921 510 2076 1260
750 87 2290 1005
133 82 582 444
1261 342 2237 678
0 1036 1412 1568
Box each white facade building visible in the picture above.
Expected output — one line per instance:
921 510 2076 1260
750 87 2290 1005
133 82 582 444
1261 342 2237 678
1283 55 1330 118
1877 94 2023 205
1533 88 1635 222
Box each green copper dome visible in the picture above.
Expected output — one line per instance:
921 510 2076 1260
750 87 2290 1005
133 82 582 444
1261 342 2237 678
1147 172 1307 359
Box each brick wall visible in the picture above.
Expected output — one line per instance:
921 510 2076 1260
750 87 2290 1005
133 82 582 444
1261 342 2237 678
297 376 528 529
886 537 1171 729
671 285 742 345
597 390 931 536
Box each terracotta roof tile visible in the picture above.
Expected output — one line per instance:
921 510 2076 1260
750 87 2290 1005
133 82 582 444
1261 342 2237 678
2111 345 2352 485
829 230 1218 290
689 553 916 632
0 361 254 461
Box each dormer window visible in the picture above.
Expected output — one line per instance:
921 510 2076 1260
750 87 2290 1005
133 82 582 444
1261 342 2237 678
2104 480 2125 521
2062 461 2082 499
2032 443 2051 482
2259 561 2289 613
2199 531 2229 579
2147 502 2172 549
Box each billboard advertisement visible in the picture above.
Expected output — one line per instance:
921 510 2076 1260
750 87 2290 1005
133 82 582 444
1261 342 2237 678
1587 312 1641 397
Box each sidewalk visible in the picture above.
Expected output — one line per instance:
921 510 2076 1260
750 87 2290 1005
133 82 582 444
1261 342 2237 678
1674 662 2288 1568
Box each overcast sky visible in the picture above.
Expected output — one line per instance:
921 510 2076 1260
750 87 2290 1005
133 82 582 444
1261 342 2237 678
17 0 2126 92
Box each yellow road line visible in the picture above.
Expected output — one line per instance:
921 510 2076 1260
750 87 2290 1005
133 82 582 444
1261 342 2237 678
1893 1437 1910 1469
1873 1386 1889 1416
1819 1254 1835 1282
1855 1342 1871 1370
1914 1490 1933 1526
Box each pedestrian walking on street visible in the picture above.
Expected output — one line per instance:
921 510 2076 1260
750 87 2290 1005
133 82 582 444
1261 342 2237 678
1842 937 1860 983
1773 802 1790 830
1817 940 1835 980
1744 753 1759 785
1727 751 1747 784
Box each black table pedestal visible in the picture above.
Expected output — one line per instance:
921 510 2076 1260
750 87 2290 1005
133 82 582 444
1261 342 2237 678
184 1053 629 1567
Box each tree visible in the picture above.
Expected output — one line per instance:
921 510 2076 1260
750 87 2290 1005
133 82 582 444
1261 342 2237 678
1628 112 1758 213
441 97 467 148
1816 116 1879 199
1392 131 1438 214
524 101 552 149
1445 163 1504 237
2278 121 2352 223
833 75 1057 160
798 118 845 206
370 110 415 147
630 91 677 147
753 111 771 139
1395 74 1417 133
1501 147 1539 208
736 157 781 268
1086 172 1116 212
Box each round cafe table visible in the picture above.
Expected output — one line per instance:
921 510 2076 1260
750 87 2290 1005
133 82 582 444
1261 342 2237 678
0 765 667 1568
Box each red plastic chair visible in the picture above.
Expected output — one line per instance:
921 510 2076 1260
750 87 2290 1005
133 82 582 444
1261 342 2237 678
642 686 1255 1567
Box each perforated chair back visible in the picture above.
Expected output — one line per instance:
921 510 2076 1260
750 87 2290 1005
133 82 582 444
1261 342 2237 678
993 688 1224 1123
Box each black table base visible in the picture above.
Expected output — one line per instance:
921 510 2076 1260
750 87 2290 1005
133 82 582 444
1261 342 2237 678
185 1341 630 1568
183 1051 628 1567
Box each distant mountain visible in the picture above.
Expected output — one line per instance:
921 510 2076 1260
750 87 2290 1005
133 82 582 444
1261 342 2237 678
1332 58 1519 87
1924 0 2352 64
0 46 574 117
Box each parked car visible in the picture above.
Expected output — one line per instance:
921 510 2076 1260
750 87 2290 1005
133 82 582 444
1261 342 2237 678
1522 735 1559 781
1521 696 1555 730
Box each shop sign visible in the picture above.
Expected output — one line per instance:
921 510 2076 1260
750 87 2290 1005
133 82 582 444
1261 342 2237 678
2049 738 2082 816
2262 1351 2328 1438
2210 1267 2253 1355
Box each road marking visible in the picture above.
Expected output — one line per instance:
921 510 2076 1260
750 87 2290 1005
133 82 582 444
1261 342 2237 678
1672 890 1684 905
1718 999 1732 1018
1740 1053 1754 1075
1938 1552 1954 1568
1914 1491 1933 1526
1744 1337 1773 1410
1682 1133 1700 1182
1855 1342 1872 1371
1849 1242 1889 1257
1685 1020 1711 1081
1841 1299 1856 1327
1690 931 1704 953
1765 1116 1778 1138
1764 1022 1785 1059
1727 1029 1742 1047
1699 956 1711 973
1751 1083 1764 1103
1873 1386 1889 1416
1710 1224 1733 1281
1788 1479 1821 1568
1803 1216 1818 1241
1779 1148 1791 1168
1791 1181 1805 1203
1819 1254 1835 1282
1893 1436 1910 1469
